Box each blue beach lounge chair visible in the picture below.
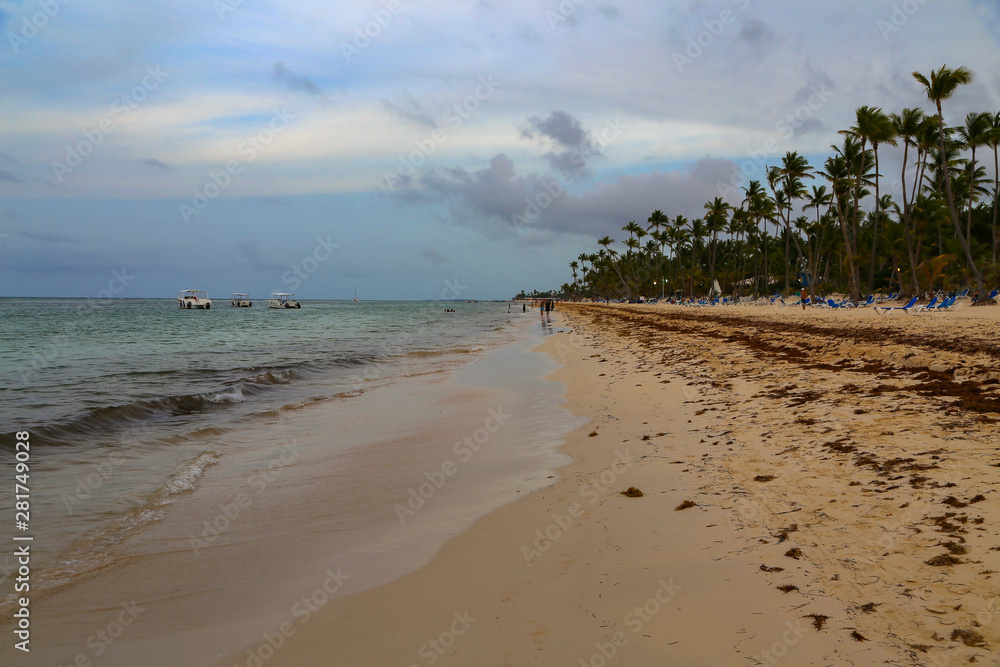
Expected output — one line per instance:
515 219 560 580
873 295 918 315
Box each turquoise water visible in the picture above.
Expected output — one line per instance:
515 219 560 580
1 298 512 439
0 298 525 598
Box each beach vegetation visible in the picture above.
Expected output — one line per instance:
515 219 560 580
566 65 1000 304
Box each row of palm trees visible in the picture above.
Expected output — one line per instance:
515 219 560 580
563 65 1000 303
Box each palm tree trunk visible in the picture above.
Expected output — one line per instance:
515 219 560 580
898 141 919 297
867 146 881 293
935 101 986 297
834 197 860 301
967 146 977 244
993 145 999 264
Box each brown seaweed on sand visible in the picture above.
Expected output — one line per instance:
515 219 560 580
675 499 696 511
804 614 829 631
925 553 963 566
774 524 799 543
620 487 644 498
951 628 988 648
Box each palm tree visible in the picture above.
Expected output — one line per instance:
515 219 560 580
688 218 706 296
990 112 1000 264
769 152 814 291
647 209 669 298
841 106 896 292
569 260 579 296
912 65 986 298
597 236 630 298
819 139 865 301
703 197 731 294
957 111 993 242
867 109 897 292
670 215 689 289
806 185 832 290
891 107 928 296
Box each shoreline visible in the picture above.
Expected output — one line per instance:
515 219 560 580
211 303 999 666
0 312 579 666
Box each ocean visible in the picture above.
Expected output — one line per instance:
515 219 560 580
0 297 578 665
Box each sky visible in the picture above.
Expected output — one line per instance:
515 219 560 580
2 0 1000 300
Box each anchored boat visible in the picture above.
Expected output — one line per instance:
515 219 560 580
268 292 301 309
230 293 252 307
178 290 211 309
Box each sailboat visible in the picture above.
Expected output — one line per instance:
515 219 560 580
352 287 360 302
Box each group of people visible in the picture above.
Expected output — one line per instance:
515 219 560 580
508 299 556 315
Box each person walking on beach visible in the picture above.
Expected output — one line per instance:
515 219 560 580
540 302 545 317
522 303 526 313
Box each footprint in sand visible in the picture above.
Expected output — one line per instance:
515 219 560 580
525 620 549 644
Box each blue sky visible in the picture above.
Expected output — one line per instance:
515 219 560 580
2 0 1000 299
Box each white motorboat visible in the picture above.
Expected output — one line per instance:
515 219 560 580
178 290 211 309
230 293 252 307
268 292 301 309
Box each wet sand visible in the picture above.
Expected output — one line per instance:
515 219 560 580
0 320 578 666
213 302 1000 666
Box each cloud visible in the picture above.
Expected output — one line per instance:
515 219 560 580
381 93 437 129
17 230 76 243
792 117 827 138
140 158 171 170
406 153 740 239
736 18 782 57
420 246 450 264
524 110 590 150
235 241 288 272
272 61 325 98
257 197 292 207
0 169 23 184
522 111 601 175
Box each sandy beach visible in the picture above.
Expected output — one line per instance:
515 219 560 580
207 301 1000 667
